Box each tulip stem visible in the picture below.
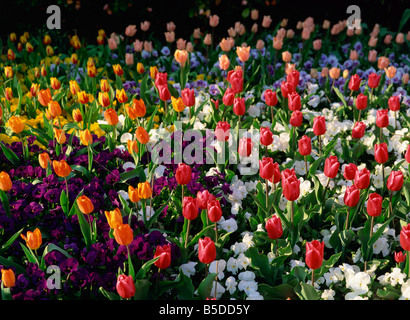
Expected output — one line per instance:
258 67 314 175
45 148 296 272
271 105 274 125
318 135 322 157
265 179 269 211
184 219 191 248
64 177 69 207
304 156 308 178
358 109 361 122
323 177 330 202
290 201 294 225
214 222 219 299
345 208 351 230
311 269 315 286
388 191 393 219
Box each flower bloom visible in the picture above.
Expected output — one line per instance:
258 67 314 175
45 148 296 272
116 274 135 299
265 215 283 240
354 168 370 190
356 93 368 110
343 163 358 180
104 108 119 126
344 185 360 207
52 160 72 177
175 163 192 185
198 237 216 264
77 195 94 214
1 269 15 288
128 185 140 203
0 171 12 192
135 126 150 144
138 181 152 199
352 121 366 139
348 74 361 91
196 190 216 210
400 224 410 251
264 89 278 107
387 171 404 192
105 208 123 229
388 96 400 112
21 228 42 250
324 156 339 179
260 127 273 146
367 193 383 217
305 240 325 270
8 115 24 134
113 223 133 246
207 199 222 223
313 116 326 136
376 109 389 128
154 244 172 269
259 157 275 180
374 143 388 164
38 153 51 169
183 196 199 220
394 251 406 263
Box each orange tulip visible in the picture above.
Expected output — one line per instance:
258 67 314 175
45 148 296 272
128 185 140 203
329 67 341 80
218 54 230 71
385 66 397 79
77 195 94 214
116 88 128 103
50 77 61 90
138 181 152 199
7 49 15 61
105 208 123 229
79 129 93 146
236 46 250 62
37 88 52 107
127 140 139 155
135 126 149 144
104 108 119 126
53 128 66 144
100 79 110 92
21 228 42 250
38 152 51 169
113 64 124 76
171 96 185 113
174 49 188 66
1 269 15 288
77 91 89 104
98 92 110 108
113 223 133 246
378 56 390 70
72 109 83 122
8 116 24 134
282 51 292 63
132 98 146 117
53 159 72 177
69 80 80 96
0 171 12 192
48 100 62 119
30 83 40 97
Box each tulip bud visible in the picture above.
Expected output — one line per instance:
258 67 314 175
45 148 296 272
8 116 24 134
259 157 275 180
305 240 325 270
154 244 172 269
77 195 94 214
394 251 407 263
356 93 368 110
1 269 15 288
183 196 199 220
260 127 273 146
313 116 326 136
400 224 410 251
264 89 278 107
52 159 72 177
374 143 388 164
116 274 136 299
298 135 312 156
344 185 360 207
354 168 370 190
352 121 366 139
198 237 216 264
175 163 192 185
138 181 152 199
366 193 383 217
79 129 93 146
196 190 216 210
207 199 222 222
21 228 42 250
265 215 283 240
114 223 133 246
348 74 361 91
0 171 12 192
387 171 404 192
376 109 389 128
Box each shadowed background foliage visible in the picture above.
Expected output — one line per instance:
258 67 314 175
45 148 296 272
0 0 408 45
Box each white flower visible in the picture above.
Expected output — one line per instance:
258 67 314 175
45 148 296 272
372 236 390 256
226 257 239 274
120 132 133 144
247 104 261 117
209 260 227 280
238 271 256 281
289 259 306 270
246 289 264 300
378 267 406 287
324 267 344 286
231 203 242 215
122 161 136 171
238 280 258 295
236 253 251 270
210 281 226 299
137 206 155 220
308 95 321 108
230 242 248 256
321 289 336 300
345 292 368 300
225 276 238 295
179 261 197 278
218 218 238 233
400 279 410 300
345 271 371 295
242 232 254 249
117 190 129 202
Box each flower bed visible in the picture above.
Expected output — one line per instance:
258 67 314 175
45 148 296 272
1 8 410 301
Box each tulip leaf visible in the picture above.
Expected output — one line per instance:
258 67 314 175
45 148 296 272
135 256 159 280
294 282 320 300
1 283 12 300
0 142 20 167
99 287 120 300
146 203 168 230
0 227 23 252
0 189 11 218
245 247 274 285
60 189 69 215
75 205 92 249
258 283 297 300
333 87 347 109
197 272 217 300
19 243 39 265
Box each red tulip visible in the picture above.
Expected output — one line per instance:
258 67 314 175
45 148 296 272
367 192 383 217
280 81 295 99
324 155 339 179
352 121 366 139
343 163 358 180
154 244 172 269
183 196 199 220
268 162 281 184
238 137 253 157
290 110 303 127
376 109 389 128
233 97 246 116
400 224 410 251
222 87 235 106
198 237 216 264
264 89 278 106
288 92 301 111
181 88 195 107
215 121 231 142
175 163 192 185
286 69 300 88
388 96 400 112
313 116 326 136
344 185 360 207
265 215 283 240
405 144 410 163
227 69 243 94
116 274 136 299
259 157 274 180
155 72 168 88
281 171 300 201
158 86 171 101
387 170 404 192
394 251 407 263
348 74 361 91
374 143 388 164
305 240 325 270
356 93 368 110
354 167 370 189
368 72 381 89
207 199 222 222
298 135 311 156
260 127 273 146
196 190 215 210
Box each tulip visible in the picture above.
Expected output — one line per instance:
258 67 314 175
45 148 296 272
280 81 295 99
105 208 123 229
313 116 326 137
175 163 192 186
378 56 389 70
329 67 340 80
368 72 381 89
260 127 273 146
354 168 370 190
100 79 110 93
0 171 12 192
227 69 243 94
238 137 253 157
158 85 171 102
352 121 366 139
8 115 24 134
77 91 89 105
127 186 140 204
343 163 358 181
52 160 72 178
282 172 300 202
135 126 150 145
356 93 368 118
348 74 361 92
21 228 42 250
287 70 300 88
367 193 383 217
264 89 278 107
114 223 133 246
405 144 410 164
385 66 396 79
38 153 51 170
222 88 235 106
374 143 388 164
48 101 62 119
98 92 110 109
288 92 301 111
298 135 312 156
79 129 93 146
387 171 404 192
103 109 118 129
265 215 283 240
181 88 195 107
218 54 230 70
183 196 199 221
138 181 152 199
7 49 15 61
174 49 188 67
127 140 139 157
198 237 216 264
69 81 80 96
388 96 400 112
196 190 216 210
1 269 15 288
344 184 360 209
376 109 389 143
112 64 124 76
215 121 230 142
154 244 172 269
116 274 135 299
305 240 325 284
233 97 246 116
400 224 410 251
116 88 128 104
259 157 274 180
394 251 406 264
269 162 281 185
207 199 222 223
53 128 66 144
236 46 250 63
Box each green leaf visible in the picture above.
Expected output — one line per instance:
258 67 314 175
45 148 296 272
294 282 320 300
40 243 73 270
0 142 20 166
19 243 39 265
333 87 347 108
146 203 168 229
0 227 24 251
258 283 297 300
245 247 273 285
398 8 410 32
60 189 69 215
135 256 160 280
187 225 215 248
0 189 11 217
0 255 25 274
197 272 217 300
119 166 146 183
99 287 120 300
76 205 92 248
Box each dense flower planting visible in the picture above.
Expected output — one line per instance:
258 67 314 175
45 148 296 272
1 9 410 301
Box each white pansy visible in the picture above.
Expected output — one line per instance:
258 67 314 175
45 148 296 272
225 276 238 295
137 206 155 220
245 289 264 300
238 280 258 295
372 236 390 256
117 190 129 202
236 253 251 270
289 259 306 270
226 257 239 274
400 279 410 300
378 268 406 287
210 281 226 299
231 203 242 215
179 261 197 278
345 271 371 295
238 271 256 281
247 104 261 117
209 259 227 280
120 132 133 144
345 292 368 300
122 162 136 171
230 242 248 256
321 289 336 300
